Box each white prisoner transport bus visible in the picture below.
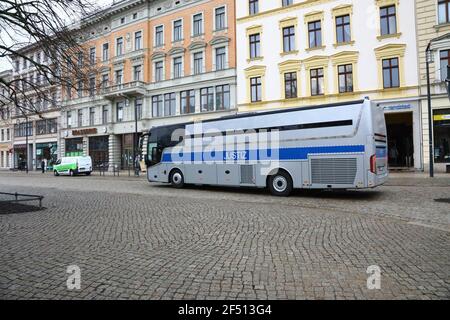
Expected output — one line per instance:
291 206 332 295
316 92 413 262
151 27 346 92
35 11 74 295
144 99 388 196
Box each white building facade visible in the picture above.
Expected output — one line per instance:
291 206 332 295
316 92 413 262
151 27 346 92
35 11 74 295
236 0 422 170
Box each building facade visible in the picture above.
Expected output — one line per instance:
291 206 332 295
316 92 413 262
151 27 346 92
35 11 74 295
8 0 237 171
236 0 422 170
59 0 237 170
9 45 61 171
416 0 450 172
0 70 13 170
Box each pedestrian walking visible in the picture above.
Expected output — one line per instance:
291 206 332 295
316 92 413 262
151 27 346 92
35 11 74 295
41 159 46 173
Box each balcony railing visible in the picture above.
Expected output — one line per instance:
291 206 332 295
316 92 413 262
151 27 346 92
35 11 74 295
101 81 146 99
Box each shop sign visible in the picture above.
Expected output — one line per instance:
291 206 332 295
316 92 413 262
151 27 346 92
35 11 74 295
383 104 411 111
433 114 450 121
72 128 97 136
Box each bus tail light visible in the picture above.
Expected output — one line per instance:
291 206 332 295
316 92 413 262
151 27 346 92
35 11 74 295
370 155 377 174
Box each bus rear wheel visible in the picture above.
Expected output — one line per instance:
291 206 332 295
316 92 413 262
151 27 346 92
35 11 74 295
268 170 293 197
170 169 184 188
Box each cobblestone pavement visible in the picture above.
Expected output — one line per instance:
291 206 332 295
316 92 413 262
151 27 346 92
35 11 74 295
0 171 449 300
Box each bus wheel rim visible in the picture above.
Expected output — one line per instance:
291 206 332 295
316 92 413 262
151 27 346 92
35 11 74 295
173 172 182 184
273 176 287 192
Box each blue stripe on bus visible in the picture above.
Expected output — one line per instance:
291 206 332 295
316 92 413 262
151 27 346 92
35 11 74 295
161 145 365 163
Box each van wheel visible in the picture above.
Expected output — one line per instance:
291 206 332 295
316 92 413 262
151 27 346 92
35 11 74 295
69 169 74 177
268 170 293 197
86 172 91 176
54 170 59 176
170 169 184 188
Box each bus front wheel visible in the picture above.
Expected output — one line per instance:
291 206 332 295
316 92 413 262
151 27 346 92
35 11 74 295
268 170 293 197
170 169 185 188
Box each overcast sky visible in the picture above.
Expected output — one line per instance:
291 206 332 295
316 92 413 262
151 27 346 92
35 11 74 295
0 0 113 73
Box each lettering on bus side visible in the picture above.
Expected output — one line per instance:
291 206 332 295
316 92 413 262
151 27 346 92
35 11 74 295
224 151 248 161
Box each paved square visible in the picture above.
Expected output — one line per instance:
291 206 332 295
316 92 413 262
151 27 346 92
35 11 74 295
0 171 449 300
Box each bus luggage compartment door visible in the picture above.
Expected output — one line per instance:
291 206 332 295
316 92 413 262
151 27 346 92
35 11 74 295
308 155 364 189
217 164 240 186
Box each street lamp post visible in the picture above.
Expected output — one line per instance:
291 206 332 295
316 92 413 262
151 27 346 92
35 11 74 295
425 44 434 178
134 98 138 176
25 114 29 174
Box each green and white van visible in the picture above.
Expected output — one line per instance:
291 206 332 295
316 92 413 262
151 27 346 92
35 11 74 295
53 156 92 176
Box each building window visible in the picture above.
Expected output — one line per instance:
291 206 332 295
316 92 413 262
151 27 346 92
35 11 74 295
193 52 203 75
216 47 226 70
284 72 297 98
201 87 214 112
89 47 96 65
439 0 450 24
155 61 164 82
101 74 109 88
440 49 450 81
134 31 142 50
382 58 399 88
133 65 142 81
173 20 183 42
115 69 123 85
77 51 83 68
310 68 324 96
308 21 322 48
102 106 108 124
152 95 163 117
193 13 203 36
282 0 293 6
249 0 259 15
336 14 351 43
164 93 176 116
250 76 261 102
89 107 95 126
181 90 195 114
380 5 397 35
116 37 123 56
36 119 57 135
155 26 164 46
173 57 183 79
77 80 83 98
215 6 226 30
135 98 143 120
249 33 260 59
338 64 353 93
216 84 230 110
102 44 109 62
78 109 83 127
67 112 72 128
89 77 95 96
283 26 295 52
14 122 33 137
117 101 124 122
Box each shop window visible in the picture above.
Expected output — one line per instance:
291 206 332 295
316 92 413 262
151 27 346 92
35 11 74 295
434 108 450 163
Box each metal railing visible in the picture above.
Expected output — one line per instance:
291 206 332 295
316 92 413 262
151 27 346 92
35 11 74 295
0 192 44 209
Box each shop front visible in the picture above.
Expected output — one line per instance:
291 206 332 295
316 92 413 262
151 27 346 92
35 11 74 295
433 109 450 170
381 101 422 171
89 135 109 168
121 133 134 169
13 144 28 170
65 138 84 157
36 142 58 170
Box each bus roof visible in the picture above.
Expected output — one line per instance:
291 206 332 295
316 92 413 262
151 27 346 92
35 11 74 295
148 99 366 133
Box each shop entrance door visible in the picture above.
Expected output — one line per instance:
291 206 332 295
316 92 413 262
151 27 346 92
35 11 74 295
385 112 414 168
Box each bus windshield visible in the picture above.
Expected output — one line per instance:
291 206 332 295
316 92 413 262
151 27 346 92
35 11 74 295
146 123 187 166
